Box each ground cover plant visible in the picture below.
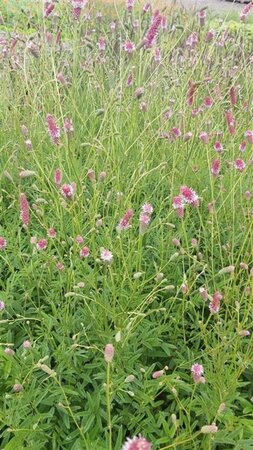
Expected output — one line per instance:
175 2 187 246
0 1 253 449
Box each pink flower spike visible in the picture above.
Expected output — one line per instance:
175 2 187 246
60 183 75 199
239 141 247 152
64 118 74 134
213 141 223 153
225 110 235 136
206 29 215 42
75 235 84 244
46 114 60 145
54 168 62 187
198 9 206 27
230 86 237 106
19 193 30 228
142 203 153 215
234 159 246 172
211 159 220 176
209 291 223 314
201 424 218 434
97 37 106 52
56 262 65 271
144 13 162 48
199 287 208 300
139 213 151 234
203 97 212 108
143 3 151 13
80 246 90 258
36 239 47 250
44 2 54 18
104 343 114 363
191 363 204 383
117 209 134 232
0 301 5 311
0 237 7 250
152 370 164 379
199 131 209 144
122 436 152 450
245 130 253 144
87 169 96 182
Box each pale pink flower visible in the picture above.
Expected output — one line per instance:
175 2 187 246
98 171 106 182
46 114 60 145
218 265 235 275
4 347 15 356
186 32 198 49
123 41 135 54
198 9 206 27
104 343 114 363
126 0 134 11
117 209 133 232
172 238 180 247
181 283 188 294
191 363 204 383
23 340 31 349
154 47 162 63
171 127 181 138
161 16 167 31
60 183 75 199
76 235 84 244
54 168 62 187
143 3 151 12
57 73 68 86
97 37 106 52
21 125 29 137
13 383 23 393
201 424 218 434
234 159 246 172
199 131 209 144
100 248 113 264
245 191 251 200
206 29 215 42
80 246 90 258
239 329 250 337
64 118 74 134
56 262 65 271
152 370 164 379
87 169 95 182
25 139 33 150
139 213 151 234
245 130 253 144
27 41 39 58
142 204 153 215
209 291 223 314
110 21 116 32
36 239 47 250
199 287 208 300
133 19 139 30
0 237 7 250
211 159 220 176
172 196 184 219
19 193 30 228
122 436 152 450
0 301 5 311
47 228 56 238
139 102 147 112
240 3 253 22
19 170 36 178
134 87 144 98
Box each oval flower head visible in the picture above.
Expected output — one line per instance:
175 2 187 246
122 435 152 450
104 343 114 363
0 237 7 250
191 363 205 383
234 159 246 172
201 423 218 434
209 291 223 314
60 183 75 199
100 248 113 265
180 186 199 206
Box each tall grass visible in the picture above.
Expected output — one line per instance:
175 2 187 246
0 1 253 449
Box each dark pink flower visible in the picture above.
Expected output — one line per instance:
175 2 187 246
117 209 134 232
124 41 135 54
44 3 54 18
0 237 7 250
143 3 151 12
60 183 75 199
48 228 56 238
122 436 152 450
144 13 162 48
180 186 199 205
240 3 253 21
126 73 134 87
214 141 223 153
209 291 223 314
198 9 206 27
80 246 90 258
203 97 212 108
54 168 62 187
46 114 60 145
187 80 195 107
230 86 237 106
19 193 30 228
36 239 47 250
211 159 220 176
225 111 235 136
245 130 253 144
234 159 246 172
239 141 247 152
206 29 215 42
199 131 209 144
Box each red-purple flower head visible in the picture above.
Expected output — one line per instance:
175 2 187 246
117 209 134 232
122 435 152 450
144 13 162 49
19 193 30 228
46 114 60 145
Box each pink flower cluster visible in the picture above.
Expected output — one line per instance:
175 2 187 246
172 186 199 218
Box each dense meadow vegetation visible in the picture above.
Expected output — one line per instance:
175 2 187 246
0 1 253 449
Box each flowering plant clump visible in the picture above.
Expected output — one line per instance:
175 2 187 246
0 2 252 449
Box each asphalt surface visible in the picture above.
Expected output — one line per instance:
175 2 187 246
168 0 247 13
